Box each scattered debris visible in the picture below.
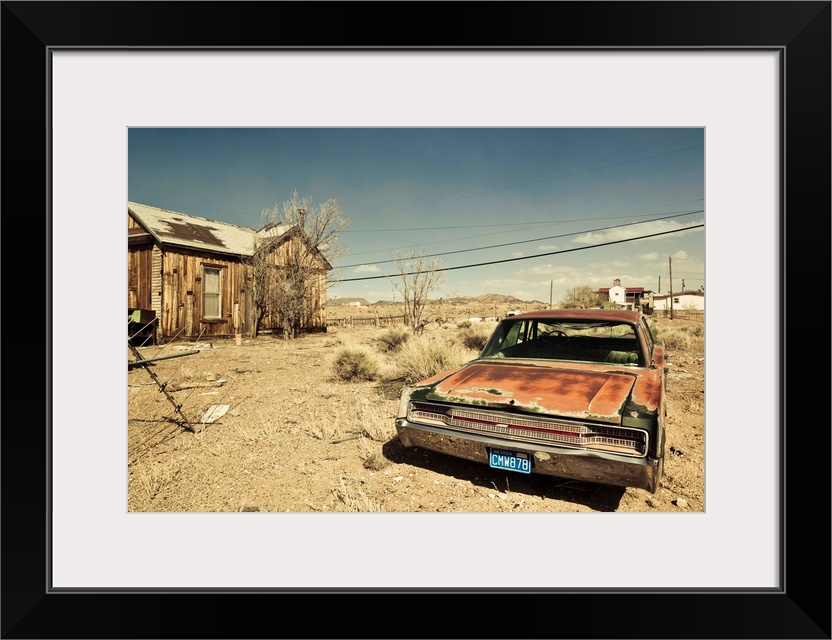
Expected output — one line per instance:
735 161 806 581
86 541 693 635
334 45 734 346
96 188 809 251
673 498 689 509
173 342 213 350
201 404 230 424
167 379 227 391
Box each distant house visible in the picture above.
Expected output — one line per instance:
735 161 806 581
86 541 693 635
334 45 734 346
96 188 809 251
128 202 331 341
653 290 705 312
597 278 653 312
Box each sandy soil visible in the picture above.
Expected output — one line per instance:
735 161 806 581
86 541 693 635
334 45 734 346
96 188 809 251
127 309 704 513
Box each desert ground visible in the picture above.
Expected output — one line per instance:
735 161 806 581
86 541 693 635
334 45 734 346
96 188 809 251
127 301 704 513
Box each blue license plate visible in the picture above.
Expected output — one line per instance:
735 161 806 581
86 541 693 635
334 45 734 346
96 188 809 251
489 448 531 474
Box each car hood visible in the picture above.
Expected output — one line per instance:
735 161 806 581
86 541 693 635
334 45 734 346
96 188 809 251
421 361 639 424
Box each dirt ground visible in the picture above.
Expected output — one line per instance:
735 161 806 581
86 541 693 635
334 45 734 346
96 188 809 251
127 307 704 513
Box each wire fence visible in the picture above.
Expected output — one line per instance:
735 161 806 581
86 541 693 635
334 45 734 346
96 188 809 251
651 309 704 321
326 314 406 328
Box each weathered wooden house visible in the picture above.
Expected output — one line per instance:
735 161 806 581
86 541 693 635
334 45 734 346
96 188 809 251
128 202 331 342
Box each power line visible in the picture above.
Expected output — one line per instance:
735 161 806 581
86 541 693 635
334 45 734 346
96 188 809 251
337 210 703 268
339 224 704 282
342 207 699 234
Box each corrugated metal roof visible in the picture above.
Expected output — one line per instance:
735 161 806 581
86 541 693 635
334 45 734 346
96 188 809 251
128 202 290 257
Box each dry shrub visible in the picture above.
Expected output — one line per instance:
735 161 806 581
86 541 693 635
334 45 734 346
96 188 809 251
306 422 337 441
393 334 478 383
358 438 390 471
687 322 705 338
375 324 411 352
130 459 178 500
332 346 380 381
353 397 397 442
331 476 384 512
457 320 472 329
655 323 704 352
457 323 493 352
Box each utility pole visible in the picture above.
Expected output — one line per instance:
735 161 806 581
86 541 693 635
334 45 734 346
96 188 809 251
668 256 674 320
549 281 553 308
658 276 661 294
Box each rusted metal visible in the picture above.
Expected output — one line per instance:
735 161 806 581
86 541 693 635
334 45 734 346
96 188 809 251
127 350 200 369
395 422 662 493
396 308 667 493
426 363 650 423
128 341 195 432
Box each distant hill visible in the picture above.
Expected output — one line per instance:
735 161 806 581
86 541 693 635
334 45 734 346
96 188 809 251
365 294 546 307
330 297 371 306
444 294 546 307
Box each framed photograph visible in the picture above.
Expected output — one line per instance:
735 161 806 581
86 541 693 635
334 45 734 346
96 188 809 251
3 2 829 638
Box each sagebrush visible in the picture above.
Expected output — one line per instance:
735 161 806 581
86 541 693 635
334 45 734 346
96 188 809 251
332 346 381 381
375 324 411 352
393 334 478 383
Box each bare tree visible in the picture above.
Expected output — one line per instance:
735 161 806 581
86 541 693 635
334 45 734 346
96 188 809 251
389 248 445 333
246 191 350 339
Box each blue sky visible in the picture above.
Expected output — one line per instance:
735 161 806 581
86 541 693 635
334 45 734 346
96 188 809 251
128 127 704 304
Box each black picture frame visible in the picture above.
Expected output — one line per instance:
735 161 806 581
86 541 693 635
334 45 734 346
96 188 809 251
2 2 829 638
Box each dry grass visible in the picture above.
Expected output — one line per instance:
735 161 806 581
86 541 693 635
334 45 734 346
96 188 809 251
129 458 179 500
391 331 480 383
127 316 705 513
330 476 385 512
331 345 382 381
456 322 495 351
653 319 705 352
374 324 412 352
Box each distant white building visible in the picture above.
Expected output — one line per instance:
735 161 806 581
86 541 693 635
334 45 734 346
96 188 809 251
597 278 652 311
653 291 704 311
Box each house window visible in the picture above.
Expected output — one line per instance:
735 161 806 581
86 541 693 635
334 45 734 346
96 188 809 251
674 297 680 304
203 267 222 319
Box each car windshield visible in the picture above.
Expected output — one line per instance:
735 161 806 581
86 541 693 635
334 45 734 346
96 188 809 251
480 318 643 366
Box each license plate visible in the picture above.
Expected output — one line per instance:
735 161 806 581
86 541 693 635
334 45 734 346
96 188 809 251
489 448 531 474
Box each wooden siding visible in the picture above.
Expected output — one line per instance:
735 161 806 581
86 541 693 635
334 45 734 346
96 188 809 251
151 246 162 319
156 248 327 339
129 211 329 341
157 249 250 339
127 244 154 310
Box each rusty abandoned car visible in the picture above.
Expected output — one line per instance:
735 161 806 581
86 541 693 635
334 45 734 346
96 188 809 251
395 309 667 493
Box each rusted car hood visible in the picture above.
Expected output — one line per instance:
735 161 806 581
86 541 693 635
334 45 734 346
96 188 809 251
422 361 640 424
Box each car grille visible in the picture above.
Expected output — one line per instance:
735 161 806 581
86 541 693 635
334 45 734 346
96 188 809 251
409 402 647 457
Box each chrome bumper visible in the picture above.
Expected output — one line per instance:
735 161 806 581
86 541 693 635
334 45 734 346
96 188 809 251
395 418 662 493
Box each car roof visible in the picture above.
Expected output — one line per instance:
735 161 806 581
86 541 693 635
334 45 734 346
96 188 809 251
505 308 642 323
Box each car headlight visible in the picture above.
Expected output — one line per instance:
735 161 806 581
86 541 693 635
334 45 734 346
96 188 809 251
397 386 413 419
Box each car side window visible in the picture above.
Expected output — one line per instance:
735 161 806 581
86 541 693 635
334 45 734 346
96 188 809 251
505 321 523 346
481 320 524 357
